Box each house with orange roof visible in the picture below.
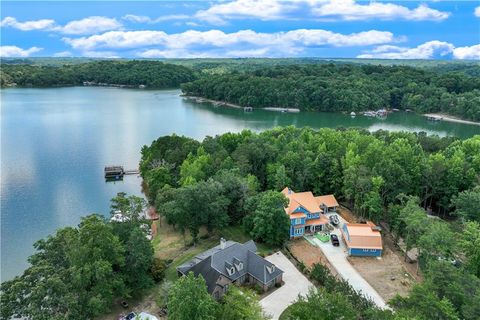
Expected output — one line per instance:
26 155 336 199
341 221 383 257
281 187 337 238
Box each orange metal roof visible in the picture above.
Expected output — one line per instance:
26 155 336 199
342 223 382 250
290 212 307 219
283 187 322 215
315 195 339 208
304 216 329 226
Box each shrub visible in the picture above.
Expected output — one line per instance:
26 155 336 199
254 283 264 295
298 261 306 273
151 258 168 282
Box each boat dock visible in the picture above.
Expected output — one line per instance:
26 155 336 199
426 115 443 122
104 166 139 180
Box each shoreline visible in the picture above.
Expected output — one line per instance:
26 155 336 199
182 95 300 113
423 113 480 126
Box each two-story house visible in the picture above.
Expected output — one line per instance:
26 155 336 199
282 187 338 238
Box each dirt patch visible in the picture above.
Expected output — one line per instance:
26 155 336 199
347 245 415 302
337 205 357 223
381 225 423 283
287 238 338 277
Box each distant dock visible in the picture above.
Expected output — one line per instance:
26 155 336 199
104 166 139 180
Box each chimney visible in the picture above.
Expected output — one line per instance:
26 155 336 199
220 238 226 250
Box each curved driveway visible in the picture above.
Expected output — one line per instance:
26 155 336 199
307 222 389 309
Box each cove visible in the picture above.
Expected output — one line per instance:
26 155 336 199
1 87 479 282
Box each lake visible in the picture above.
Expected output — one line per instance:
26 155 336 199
1 87 479 281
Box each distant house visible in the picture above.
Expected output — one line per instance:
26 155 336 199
341 221 383 257
282 187 338 238
177 239 283 299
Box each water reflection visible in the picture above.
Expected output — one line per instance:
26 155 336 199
1 87 479 282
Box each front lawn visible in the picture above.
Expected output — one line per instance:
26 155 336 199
152 219 277 282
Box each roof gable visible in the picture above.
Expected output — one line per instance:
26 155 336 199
315 195 339 208
177 240 283 291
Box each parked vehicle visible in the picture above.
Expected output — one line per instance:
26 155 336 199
329 214 340 226
125 312 137 320
330 234 340 246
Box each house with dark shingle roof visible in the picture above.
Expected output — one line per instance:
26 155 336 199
177 238 283 299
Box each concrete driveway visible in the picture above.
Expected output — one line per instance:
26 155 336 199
307 213 388 309
260 251 314 320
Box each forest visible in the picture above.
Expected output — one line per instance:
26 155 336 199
2 126 479 319
181 63 480 121
2 59 480 121
138 127 480 319
0 60 196 88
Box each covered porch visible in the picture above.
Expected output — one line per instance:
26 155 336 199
303 216 329 234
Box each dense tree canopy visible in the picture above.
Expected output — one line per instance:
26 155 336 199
1 195 155 320
1 60 196 88
142 128 480 223
141 127 479 318
181 64 480 121
167 272 216 320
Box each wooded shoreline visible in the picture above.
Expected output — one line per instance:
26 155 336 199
423 113 480 126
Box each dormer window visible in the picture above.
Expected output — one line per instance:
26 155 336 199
225 262 236 276
266 265 276 274
234 261 243 272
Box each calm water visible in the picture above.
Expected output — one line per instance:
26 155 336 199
1 87 479 281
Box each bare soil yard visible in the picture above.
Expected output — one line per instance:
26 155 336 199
337 205 358 223
287 238 338 276
348 245 415 301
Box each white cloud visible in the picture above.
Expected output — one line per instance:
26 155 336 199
0 46 42 57
0 17 55 31
453 44 480 60
195 0 292 25
122 14 151 23
1 16 122 35
358 41 480 60
63 28 396 58
475 6 480 18
122 14 190 24
55 16 122 35
53 51 73 57
194 0 450 24
313 1 450 21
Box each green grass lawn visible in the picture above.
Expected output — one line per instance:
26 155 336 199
218 225 277 256
161 224 277 282
164 237 218 282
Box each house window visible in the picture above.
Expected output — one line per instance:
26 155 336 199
295 218 303 225
294 228 304 235
234 262 243 272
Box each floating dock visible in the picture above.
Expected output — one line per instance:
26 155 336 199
104 166 139 180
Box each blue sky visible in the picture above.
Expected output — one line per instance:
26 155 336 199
1 0 479 59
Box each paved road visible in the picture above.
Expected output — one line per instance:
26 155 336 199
309 214 388 309
260 252 315 320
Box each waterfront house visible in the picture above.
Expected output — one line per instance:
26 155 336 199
341 221 383 257
281 187 337 238
177 239 283 299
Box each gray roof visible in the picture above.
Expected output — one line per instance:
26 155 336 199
177 240 283 293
